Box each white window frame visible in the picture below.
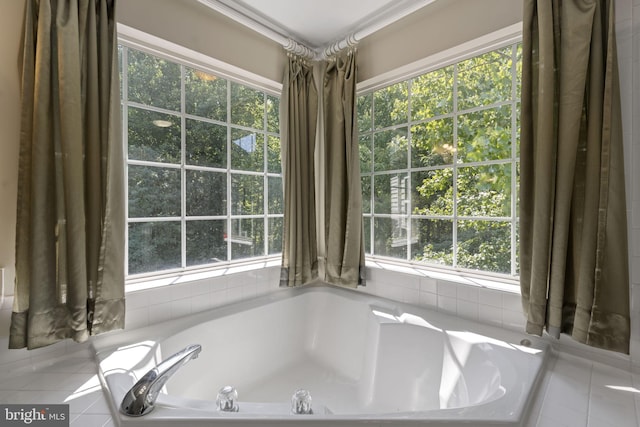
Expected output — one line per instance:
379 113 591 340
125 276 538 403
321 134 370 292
357 23 522 280
118 25 283 281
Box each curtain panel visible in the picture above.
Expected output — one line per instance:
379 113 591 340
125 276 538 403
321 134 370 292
323 52 366 287
520 0 630 353
11 0 125 350
280 56 319 287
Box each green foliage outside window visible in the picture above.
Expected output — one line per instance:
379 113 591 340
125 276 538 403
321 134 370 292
359 43 521 275
121 46 282 275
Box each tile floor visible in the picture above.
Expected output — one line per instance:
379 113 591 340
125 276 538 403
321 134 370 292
0 346 638 426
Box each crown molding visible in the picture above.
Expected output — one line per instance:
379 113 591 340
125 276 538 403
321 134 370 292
197 0 436 60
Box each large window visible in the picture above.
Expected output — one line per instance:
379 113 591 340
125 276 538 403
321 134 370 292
119 46 282 276
358 43 521 276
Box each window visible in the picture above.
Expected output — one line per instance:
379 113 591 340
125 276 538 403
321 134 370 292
358 43 522 276
119 45 282 276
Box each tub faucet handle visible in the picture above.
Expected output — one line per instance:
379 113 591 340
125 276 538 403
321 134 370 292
291 389 313 414
216 385 239 412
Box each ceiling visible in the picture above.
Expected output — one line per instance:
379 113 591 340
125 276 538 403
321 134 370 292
201 0 436 55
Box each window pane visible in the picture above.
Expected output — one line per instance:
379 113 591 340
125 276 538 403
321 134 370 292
186 220 227 266
186 170 226 216
267 135 281 173
515 222 520 275
357 93 372 133
516 103 521 157
516 44 522 100
457 106 511 162
374 128 408 171
411 118 454 168
118 46 123 99
412 169 453 216
373 217 407 259
128 49 180 111
374 173 408 215
411 219 453 266
458 47 512 110
232 174 264 215
128 107 180 163
359 134 372 173
268 217 283 254
230 218 264 259
129 222 181 274
231 129 264 172
185 68 227 121
458 220 511 273
516 161 520 215
123 44 281 275
231 82 264 129
186 119 226 168
363 216 371 254
457 164 511 217
362 176 371 214
411 65 453 120
267 95 279 133
360 41 520 277
128 166 180 217
268 177 283 214
374 82 408 129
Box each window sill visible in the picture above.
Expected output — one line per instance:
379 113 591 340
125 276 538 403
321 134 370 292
363 257 520 295
125 257 282 293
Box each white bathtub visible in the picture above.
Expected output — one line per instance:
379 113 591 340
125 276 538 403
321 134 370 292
95 284 548 426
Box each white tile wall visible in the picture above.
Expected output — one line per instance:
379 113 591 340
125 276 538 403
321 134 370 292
121 265 282 330
0 265 282 368
359 264 524 332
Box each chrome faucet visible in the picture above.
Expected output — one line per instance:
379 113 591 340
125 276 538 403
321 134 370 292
120 344 202 416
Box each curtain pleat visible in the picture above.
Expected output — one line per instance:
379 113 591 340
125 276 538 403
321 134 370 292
280 56 319 287
323 52 365 287
520 0 629 353
11 0 125 350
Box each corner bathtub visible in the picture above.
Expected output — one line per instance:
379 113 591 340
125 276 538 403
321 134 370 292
94 284 548 426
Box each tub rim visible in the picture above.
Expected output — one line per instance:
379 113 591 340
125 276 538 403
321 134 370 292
93 282 549 425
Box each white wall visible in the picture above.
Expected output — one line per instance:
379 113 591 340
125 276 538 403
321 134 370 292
357 0 522 82
117 0 286 83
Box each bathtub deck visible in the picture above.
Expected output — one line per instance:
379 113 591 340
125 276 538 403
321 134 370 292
238 356 360 414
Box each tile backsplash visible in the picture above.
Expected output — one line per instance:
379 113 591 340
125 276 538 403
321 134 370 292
357 263 525 332
0 258 636 373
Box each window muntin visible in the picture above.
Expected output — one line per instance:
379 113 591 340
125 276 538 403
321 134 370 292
359 43 521 276
120 46 282 276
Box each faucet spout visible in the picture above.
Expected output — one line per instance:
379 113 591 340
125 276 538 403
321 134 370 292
120 344 202 416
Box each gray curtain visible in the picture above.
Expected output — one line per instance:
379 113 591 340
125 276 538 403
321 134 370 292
323 52 365 287
280 56 319 287
11 0 125 350
520 0 630 353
